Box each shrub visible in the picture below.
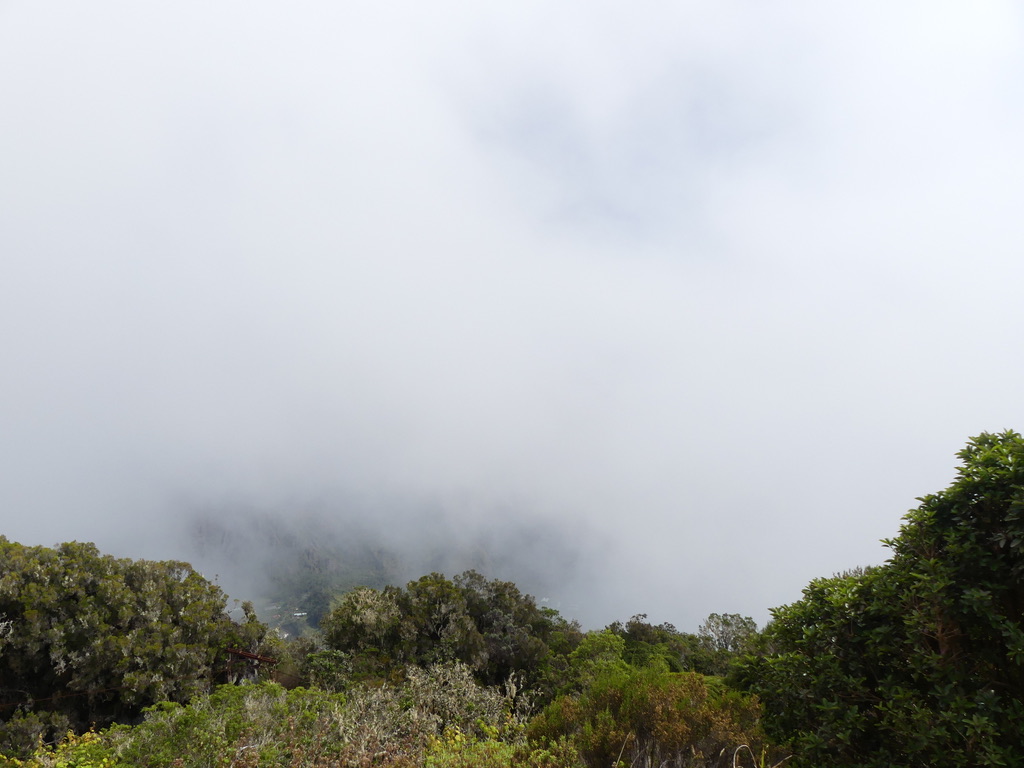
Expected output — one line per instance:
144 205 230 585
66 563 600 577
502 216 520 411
529 667 778 768
40 662 525 768
0 728 120 768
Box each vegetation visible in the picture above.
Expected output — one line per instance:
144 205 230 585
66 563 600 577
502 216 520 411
319 571 581 694
528 666 775 768
4 430 1024 765
739 430 1024 766
0 539 278 755
604 613 757 678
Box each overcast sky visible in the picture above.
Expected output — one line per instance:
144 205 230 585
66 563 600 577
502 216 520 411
2 1 1024 629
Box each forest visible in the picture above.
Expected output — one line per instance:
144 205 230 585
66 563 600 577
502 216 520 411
2 431 1023 768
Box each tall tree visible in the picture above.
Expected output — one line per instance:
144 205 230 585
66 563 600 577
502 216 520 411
320 570 572 691
0 538 259 753
741 431 1024 767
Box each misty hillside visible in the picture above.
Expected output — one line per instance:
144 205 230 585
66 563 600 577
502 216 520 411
5 0 1024 762
4 432 1024 767
182 504 593 628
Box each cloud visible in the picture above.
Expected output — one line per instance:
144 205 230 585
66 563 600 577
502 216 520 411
2 1 1023 628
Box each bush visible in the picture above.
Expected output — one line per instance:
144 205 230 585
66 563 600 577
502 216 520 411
528 667 778 768
0 728 119 768
426 729 585 768
27 662 524 768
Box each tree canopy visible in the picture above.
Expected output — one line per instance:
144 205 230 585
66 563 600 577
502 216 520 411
741 431 1024 766
0 538 266 750
319 570 579 692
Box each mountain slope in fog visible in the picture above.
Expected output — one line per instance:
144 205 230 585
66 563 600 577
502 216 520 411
182 502 599 627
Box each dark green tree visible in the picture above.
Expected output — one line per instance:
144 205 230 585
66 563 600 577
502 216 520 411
454 570 556 686
0 538 265 755
319 571 575 695
399 572 485 668
741 431 1024 767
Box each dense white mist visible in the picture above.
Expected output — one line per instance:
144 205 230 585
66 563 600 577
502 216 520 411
2 1 1023 628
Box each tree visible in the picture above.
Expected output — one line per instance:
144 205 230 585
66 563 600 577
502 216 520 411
0 538 262 755
698 613 757 655
604 614 742 676
564 630 629 689
741 431 1024 767
319 571 574 694
320 585 406 670
454 570 555 686
400 573 485 668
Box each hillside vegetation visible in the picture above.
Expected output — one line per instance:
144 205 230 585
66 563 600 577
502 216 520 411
3 431 1023 767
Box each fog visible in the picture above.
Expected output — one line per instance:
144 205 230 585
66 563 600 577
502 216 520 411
2 1 1024 628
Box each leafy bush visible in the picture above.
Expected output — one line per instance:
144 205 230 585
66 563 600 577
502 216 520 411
529 667 776 768
426 729 584 768
0 712 73 762
425 730 518 768
11 661 526 768
0 728 119 768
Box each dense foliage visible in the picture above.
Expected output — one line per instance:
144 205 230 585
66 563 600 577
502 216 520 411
529 666 776 768
319 571 582 694
741 431 1024 766
104 664 524 768
2 655 769 768
2 670 555 768
606 613 757 677
0 539 769 767
0 539 274 755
